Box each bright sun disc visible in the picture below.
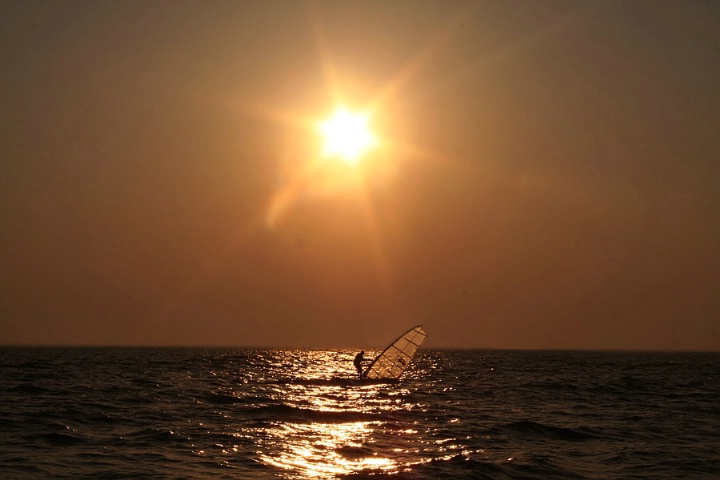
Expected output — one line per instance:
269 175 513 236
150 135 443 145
318 107 376 164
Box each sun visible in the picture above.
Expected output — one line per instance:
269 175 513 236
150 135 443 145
318 106 377 164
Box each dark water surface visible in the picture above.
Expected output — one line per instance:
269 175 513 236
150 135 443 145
1 348 718 479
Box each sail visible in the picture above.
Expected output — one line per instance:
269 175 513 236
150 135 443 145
363 325 427 380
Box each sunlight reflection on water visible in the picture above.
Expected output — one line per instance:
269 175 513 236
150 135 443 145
240 350 442 478
259 421 396 477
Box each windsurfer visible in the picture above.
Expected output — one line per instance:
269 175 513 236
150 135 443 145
353 350 366 378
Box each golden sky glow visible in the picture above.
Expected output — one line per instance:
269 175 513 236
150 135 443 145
1 2 719 350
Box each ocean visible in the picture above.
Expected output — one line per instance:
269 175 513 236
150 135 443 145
1 348 718 479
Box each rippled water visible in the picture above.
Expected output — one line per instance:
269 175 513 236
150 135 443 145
1 348 718 479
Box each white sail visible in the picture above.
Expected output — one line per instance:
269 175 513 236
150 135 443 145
364 325 427 380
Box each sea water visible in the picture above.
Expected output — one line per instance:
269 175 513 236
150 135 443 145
1 348 718 479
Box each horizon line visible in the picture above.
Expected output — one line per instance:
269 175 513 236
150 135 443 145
1 344 718 354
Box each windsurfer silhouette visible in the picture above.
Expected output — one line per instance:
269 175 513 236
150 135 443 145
353 350 365 378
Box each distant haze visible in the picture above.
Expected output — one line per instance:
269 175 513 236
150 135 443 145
1 1 718 350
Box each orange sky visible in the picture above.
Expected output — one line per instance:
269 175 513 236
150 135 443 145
1 1 718 350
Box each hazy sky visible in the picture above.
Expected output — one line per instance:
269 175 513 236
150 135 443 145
1 1 718 350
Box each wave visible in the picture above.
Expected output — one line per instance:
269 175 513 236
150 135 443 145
42 432 86 446
119 427 189 444
335 445 375 458
9 383 50 395
268 377 400 387
334 452 502 480
201 392 280 406
201 392 246 405
245 404 379 424
492 420 597 441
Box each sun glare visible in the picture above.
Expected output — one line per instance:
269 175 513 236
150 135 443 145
318 107 377 164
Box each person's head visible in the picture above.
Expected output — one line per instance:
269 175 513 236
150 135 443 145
360 350 364 355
